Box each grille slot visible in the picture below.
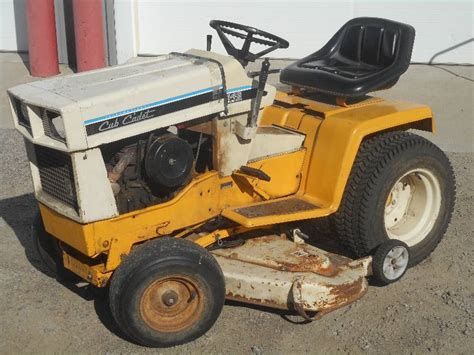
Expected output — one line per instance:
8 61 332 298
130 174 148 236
35 145 78 211
41 109 66 143
41 109 53 137
11 95 32 132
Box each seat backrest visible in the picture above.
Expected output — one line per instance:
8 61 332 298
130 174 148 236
280 17 416 97
337 18 415 68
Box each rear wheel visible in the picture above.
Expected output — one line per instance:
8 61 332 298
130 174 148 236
384 168 442 246
333 131 455 266
109 237 225 347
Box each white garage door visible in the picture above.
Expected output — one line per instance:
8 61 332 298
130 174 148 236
119 0 473 64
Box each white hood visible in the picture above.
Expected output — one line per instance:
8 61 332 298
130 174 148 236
8 49 275 152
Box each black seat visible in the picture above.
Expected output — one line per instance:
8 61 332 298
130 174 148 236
280 17 415 98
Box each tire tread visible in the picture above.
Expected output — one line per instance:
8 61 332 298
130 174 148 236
109 237 225 347
333 131 455 265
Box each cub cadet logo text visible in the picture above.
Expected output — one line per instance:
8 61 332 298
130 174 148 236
98 108 155 132
84 86 258 136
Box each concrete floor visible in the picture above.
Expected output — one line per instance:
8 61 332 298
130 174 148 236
0 53 473 354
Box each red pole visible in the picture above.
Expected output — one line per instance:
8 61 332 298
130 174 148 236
26 0 60 77
73 0 106 72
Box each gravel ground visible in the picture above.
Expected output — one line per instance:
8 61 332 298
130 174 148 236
0 128 472 354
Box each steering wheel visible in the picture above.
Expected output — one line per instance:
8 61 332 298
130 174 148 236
210 20 289 66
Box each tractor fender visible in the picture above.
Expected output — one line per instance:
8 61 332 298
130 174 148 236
301 100 434 212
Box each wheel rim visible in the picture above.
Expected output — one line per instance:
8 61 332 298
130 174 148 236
383 245 409 280
140 276 205 333
384 168 442 246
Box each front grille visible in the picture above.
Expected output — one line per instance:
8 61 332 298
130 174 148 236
35 145 78 211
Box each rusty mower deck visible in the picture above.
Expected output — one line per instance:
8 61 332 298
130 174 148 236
212 233 372 320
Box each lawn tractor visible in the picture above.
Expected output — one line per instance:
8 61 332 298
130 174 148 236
8 18 455 347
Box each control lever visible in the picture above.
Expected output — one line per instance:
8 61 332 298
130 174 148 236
232 59 271 140
248 68 281 78
206 35 212 51
239 165 271 182
249 58 270 128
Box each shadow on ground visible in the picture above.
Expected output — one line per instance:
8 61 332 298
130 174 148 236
0 193 39 270
0 193 131 342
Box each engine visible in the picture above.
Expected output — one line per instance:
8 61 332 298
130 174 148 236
101 126 213 214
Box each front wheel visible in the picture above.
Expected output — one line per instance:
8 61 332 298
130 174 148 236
32 211 78 281
109 237 225 347
333 131 455 266
32 211 61 276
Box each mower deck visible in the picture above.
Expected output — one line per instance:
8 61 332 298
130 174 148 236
212 234 372 317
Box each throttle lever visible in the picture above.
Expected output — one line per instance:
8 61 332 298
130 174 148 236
249 58 271 128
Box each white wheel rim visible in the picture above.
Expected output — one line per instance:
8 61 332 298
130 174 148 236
384 168 442 247
383 246 409 280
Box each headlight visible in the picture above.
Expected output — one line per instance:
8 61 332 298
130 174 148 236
42 109 66 142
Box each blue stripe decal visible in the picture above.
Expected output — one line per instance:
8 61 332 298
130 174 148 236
226 85 252 93
83 85 253 126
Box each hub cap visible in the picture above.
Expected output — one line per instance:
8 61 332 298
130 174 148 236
384 168 442 246
140 276 204 333
383 246 409 280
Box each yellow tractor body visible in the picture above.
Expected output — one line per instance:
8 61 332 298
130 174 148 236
39 91 433 286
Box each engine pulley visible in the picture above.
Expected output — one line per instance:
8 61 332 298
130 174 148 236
145 134 194 188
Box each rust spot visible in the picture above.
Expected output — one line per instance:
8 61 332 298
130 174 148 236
328 277 366 302
96 275 111 288
316 277 367 317
226 292 287 310
249 235 275 244
280 244 337 276
290 277 368 320
277 258 334 276
140 276 205 333
223 236 341 276
326 252 353 268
